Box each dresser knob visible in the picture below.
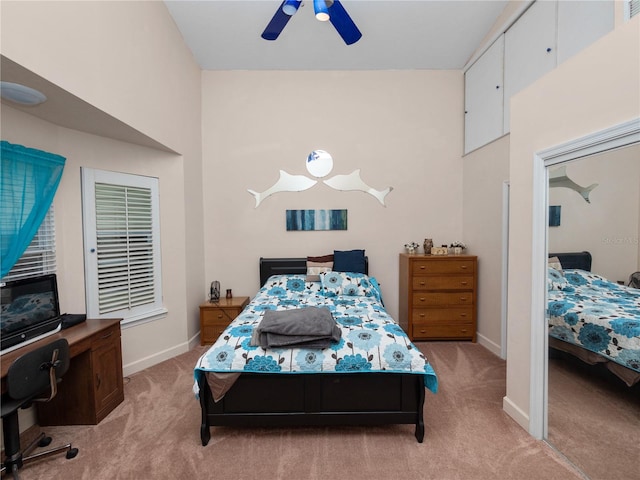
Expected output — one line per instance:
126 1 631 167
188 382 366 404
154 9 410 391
460 313 467 317
460 265 468 270
420 266 426 270
461 281 468 286
419 313 426 318
419 282 426 286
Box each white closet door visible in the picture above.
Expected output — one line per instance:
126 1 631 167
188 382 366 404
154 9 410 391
557 1 614 64
503 0 557 133
464 35 505 154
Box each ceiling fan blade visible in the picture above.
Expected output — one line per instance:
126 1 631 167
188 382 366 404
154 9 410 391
261 1 294 41
328 0 362 45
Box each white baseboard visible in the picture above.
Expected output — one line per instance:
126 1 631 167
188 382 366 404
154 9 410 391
123 342 189 377
476 332 501 357
503 395 529 431
122 331 202 377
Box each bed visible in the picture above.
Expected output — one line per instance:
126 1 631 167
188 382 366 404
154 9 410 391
194 257 438 445
547 251 640 386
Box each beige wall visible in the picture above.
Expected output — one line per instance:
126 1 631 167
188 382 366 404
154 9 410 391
548 145 640 282
505 17 640 429
201 70 465 321
1 1 204 371
462 135 510 354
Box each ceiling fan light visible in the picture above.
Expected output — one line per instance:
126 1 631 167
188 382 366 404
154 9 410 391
282 0 301 16
314 0 330 21
0 81 47 106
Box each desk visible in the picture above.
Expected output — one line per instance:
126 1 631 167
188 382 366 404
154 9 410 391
1 319 124 425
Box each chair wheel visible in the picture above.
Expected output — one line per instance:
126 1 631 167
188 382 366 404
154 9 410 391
39 436 52 447
66 448 79 459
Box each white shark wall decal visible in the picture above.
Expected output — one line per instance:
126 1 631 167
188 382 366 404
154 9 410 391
549 166 598 203
248 151 393 207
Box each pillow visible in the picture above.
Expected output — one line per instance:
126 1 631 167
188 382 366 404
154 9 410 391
306 260 333 282
548 256 563 271
307 254 334 263
319 271 377 298
547 267 569 291
333 249 366 274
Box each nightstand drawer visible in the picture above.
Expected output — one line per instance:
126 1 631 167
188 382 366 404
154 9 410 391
412 323 474 340
412 276 474 291
201 308 239 324
202 324 228 342
412 307 474 323
413 260 475 275
412 292 474 306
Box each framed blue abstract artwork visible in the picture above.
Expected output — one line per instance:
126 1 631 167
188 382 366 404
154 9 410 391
286 209 347 231
549 205 561 227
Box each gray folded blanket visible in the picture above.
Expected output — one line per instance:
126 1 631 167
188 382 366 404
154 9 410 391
251 307 341 349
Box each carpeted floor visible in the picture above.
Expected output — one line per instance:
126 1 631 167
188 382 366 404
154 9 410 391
13 342 584 480
547 350 640 480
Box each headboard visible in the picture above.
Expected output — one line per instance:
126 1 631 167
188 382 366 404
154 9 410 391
549 251 592 272
259 257 369 287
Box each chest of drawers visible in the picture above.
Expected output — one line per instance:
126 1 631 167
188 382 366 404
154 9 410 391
399 254 477 341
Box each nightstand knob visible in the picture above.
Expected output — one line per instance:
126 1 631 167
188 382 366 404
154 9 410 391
460 265 468 270
461 281 468 286
419 281 426 286
419 266 426 270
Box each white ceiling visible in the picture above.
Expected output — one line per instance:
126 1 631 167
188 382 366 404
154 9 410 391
164 0 509 70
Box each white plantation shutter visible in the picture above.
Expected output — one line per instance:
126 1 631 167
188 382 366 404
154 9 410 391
628 0 639 19
95 183 154 313
82 169 165 326
2 206 56 281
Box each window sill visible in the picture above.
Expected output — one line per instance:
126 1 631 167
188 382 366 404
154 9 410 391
120 307 168 330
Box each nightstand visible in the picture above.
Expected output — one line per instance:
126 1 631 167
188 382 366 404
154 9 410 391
199 297 249 345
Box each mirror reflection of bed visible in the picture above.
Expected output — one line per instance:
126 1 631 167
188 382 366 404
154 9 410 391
545 144 640 480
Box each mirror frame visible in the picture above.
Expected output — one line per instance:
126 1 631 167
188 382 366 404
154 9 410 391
529 117 640 439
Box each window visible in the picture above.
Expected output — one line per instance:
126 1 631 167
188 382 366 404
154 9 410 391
1 206 56 282
627 0 639 20
81 168 165 326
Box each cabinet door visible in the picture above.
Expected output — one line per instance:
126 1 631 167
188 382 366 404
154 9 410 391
464 34 505 154
557 1 614 64
92 335 124 421
503 0 557 133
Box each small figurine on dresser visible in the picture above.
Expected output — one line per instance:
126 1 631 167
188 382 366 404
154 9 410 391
423 238 433 255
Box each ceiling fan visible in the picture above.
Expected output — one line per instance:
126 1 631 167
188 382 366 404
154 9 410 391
262 0 362 45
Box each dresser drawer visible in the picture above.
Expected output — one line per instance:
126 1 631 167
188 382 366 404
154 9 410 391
412 307 474 323
412 292 473 306
412 323 474 340
412 276 474 291
412 260 475 275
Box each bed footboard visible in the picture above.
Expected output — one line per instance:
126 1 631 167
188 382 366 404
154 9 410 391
198 372 426 444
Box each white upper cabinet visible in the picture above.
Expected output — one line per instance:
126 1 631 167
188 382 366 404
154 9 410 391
503 0 557 134
464 35 505 154
557 1 614 64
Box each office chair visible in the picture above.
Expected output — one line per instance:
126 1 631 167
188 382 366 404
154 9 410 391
1 338 78 479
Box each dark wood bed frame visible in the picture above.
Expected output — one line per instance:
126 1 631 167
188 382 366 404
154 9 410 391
198 257 427 445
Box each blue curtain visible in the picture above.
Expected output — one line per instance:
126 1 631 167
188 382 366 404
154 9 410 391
1 141 66 278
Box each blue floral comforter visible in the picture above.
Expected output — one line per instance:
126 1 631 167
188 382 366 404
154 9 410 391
195 274 438 396
547 268 640 372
